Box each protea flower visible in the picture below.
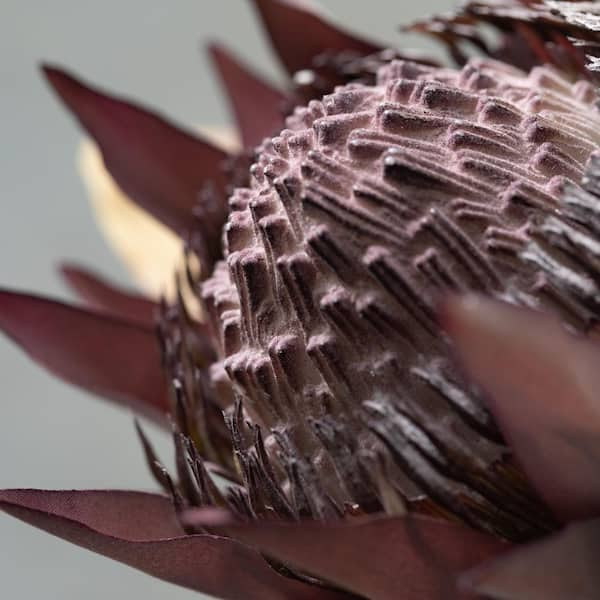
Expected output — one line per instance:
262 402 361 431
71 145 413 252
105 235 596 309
3 0 600 598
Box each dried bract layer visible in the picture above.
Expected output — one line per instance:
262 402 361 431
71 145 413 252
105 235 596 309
408 0 600 79
201 58 600 540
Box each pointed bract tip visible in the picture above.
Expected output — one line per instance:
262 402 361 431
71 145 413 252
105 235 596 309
58 262 157 327
40 62 65 80
250 0 381 76
40 64 88 102
38 62 230 257
207 41 288 147
40 62 58 78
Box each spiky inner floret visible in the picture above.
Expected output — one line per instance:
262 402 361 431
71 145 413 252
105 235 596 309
200 57 600 541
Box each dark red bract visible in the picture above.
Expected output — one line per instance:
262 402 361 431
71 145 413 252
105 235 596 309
2 2 600 599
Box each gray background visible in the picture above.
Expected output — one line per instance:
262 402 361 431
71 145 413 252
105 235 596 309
1 1 452 598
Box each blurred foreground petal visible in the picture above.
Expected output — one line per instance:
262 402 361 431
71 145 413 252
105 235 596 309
460 518 600 599
442 296 600 521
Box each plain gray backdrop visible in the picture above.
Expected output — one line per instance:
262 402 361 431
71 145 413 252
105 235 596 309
1 1 453 598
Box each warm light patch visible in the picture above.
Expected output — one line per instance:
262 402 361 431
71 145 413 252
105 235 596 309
77 126 240 300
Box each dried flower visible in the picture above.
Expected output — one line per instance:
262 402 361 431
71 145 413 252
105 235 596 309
2 1 600 599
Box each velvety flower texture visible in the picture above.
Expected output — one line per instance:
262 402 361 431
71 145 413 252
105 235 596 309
3 1 600 599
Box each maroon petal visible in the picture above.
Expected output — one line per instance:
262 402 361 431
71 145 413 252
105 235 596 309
208 43 288 148
460 518 600 599
251 0 381 75
187 510 506 600
0 490 183 539
60 263 156 327
0 289 168 424
43 65 228 259
442 295 600 521
0 489 342 599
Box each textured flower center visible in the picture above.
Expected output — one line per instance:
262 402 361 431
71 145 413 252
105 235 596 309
201 57 600 540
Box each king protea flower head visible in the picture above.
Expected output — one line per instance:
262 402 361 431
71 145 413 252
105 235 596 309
3 1 600 598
